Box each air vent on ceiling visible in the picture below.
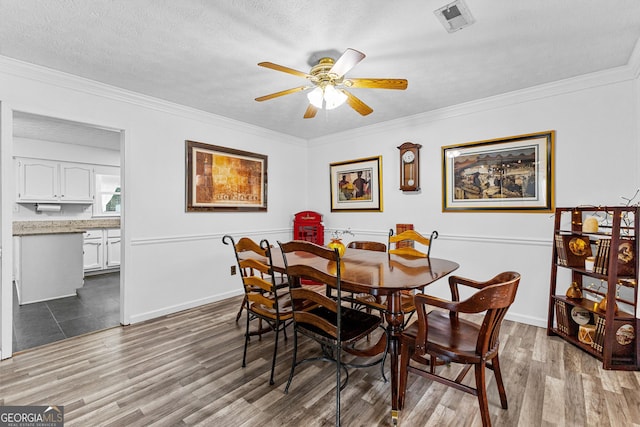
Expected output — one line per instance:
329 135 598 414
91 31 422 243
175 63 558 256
434 0 475 33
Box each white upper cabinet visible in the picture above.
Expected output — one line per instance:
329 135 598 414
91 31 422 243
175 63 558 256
16 157 94 203
60 162 93 202
16 159 58 202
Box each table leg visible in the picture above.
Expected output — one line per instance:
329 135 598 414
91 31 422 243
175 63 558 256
385 292 404 426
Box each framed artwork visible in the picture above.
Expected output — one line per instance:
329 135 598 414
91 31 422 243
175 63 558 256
330 156 383 212
442 131 554 212
185 140 267 212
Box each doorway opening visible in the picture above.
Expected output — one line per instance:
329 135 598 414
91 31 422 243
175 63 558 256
9 111 124 353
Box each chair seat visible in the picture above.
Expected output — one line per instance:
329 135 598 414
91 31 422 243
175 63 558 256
298 305 381 343
402 310 482 362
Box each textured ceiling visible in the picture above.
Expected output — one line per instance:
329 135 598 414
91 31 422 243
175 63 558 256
12 111 121 151
2 1 640 142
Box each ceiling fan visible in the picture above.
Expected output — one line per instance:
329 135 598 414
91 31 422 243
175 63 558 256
255 48 408 119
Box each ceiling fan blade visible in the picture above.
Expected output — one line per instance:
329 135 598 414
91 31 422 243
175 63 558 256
329 48 366 78
341 90 373 116
255 86 310 102
303 104 318 119
258 62 311 79
344 78 408 90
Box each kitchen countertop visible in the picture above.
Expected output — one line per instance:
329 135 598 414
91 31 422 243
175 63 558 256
13 219 121 236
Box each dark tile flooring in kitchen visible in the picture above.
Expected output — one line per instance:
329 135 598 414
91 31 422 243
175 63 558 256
12 272 120 353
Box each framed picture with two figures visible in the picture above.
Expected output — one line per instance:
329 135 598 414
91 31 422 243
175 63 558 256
330 156 383 212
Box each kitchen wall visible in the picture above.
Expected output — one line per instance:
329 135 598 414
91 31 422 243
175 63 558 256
0 43 638 361
13 137 120 220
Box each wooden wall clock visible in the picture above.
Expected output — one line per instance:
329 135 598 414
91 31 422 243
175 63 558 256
398 142 421 191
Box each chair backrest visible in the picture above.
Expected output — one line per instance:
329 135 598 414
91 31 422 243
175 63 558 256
388 228 438 258
346 240 387 252
278 240 343 339
416 271 520 357
223 235 282 315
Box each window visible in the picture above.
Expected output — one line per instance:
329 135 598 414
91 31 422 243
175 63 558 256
94 174 120 216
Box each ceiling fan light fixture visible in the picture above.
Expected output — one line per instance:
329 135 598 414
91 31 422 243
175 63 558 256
307 85 347 110
323 85 347 110
257 48 407 118
307 87 324 108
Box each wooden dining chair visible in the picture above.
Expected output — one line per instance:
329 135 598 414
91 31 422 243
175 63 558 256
388 228 438 258
278 240 388 427
223 235 291 385
386 228 439 324
398 271 521 427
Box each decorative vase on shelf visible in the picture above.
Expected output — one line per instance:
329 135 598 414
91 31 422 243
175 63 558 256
597 296 618 314
565 282 583 300
582 216 599 233
328 238 346 257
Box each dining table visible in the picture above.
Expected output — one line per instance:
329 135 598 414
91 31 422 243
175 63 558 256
264 245 460 425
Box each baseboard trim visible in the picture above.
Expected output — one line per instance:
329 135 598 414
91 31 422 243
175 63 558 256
128 289 242 324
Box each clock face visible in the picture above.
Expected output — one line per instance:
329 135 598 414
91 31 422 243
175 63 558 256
402 151 415 163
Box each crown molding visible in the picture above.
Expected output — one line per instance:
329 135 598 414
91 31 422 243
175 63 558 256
629 37 640 79
1 53 635 148
310 61 639 144
0 55 305 145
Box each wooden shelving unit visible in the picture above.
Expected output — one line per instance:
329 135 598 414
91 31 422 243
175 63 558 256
547 206 639 370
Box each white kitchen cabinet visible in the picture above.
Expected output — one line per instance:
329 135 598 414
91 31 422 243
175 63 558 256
83 229 104 271
105 228 121 268
60 162 94 202
16 158 58 202
84 228 120 273
16 157 94 203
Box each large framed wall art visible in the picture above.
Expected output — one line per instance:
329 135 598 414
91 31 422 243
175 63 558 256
330 156 383 212
186 140 267 212
442 131 554 212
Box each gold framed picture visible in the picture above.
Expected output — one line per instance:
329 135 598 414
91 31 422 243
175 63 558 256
185 140 267 212
330 156 383 212
442 130 554 212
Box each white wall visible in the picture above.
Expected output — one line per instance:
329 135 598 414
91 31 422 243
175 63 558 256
0 45 638 361
307 65 640 327
0 57 308 335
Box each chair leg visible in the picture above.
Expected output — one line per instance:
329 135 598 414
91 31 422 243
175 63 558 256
242 309 250 368
269 320 279 386
379 328 389 383
235 295 246 322
474 361 491 427
491 354 508 409
336 344 341 427
284 330 298 394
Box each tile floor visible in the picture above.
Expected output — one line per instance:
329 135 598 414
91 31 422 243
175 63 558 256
12 272 120 353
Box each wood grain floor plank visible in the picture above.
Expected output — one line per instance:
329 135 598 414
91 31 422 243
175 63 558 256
562 370 587 426
582 373 612 427
1 295 638 426
542 375 565 426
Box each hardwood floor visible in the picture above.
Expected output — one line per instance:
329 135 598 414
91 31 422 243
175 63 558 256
1 295 638 426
